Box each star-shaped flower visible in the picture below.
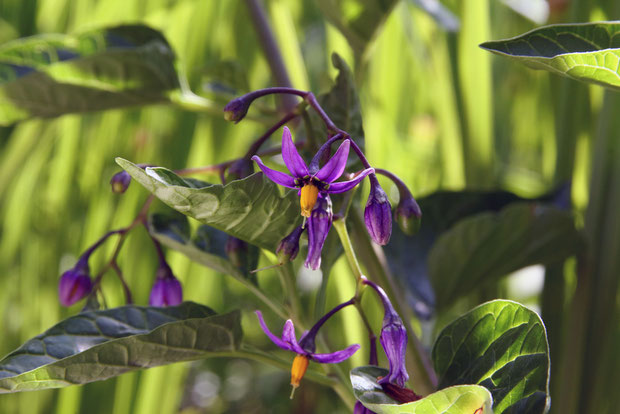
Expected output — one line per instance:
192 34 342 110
251 127 374 217
256 310 360 397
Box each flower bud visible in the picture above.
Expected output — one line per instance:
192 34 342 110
149 268 183 307
305 196 333 270
364 176 392 245
226 159 254 182
276 226 304 263
395 195 422 236
363 278 409 388
223 95 252 123
58 259 93 307
225 236 249 269
110 171 131 193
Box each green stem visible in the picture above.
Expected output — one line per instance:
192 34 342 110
276 261 304 326
332 219 363 281
348 209 437 394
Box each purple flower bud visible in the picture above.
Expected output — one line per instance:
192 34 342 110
354 401 376 414
305 196 333 270
110 170 131 193
225 236 249 269
149 264 182 307
58 259 93 307
226 159 254 182
223 95 252 123
395 195 422 236
363 278 409 387
364 175 392 245
276 226 304 263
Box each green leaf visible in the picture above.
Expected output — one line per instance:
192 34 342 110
432 300 550 414
351 366 493 414
0 24 181 124
428 203 581 309
148 212 242 277
116 158 302 251
0 302 242 393
480 22 620 91
316 0 398 58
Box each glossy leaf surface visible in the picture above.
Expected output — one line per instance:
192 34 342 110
117 158 302 250
481 22 620 90
433 300 550 414
0 303 241 393
351 366 493 414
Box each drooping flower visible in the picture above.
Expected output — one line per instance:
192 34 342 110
364 175 392 245
363 278 409 387
305 196 333 270
149 263 182 307
251 127 374 218
256 302 359 398
110 170 132 193
58 257 93 307
394 193 422 236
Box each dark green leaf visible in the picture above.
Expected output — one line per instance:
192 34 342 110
117 158 302 251
315 0 398 58
0 24 181 124
480 22 620 90
149 213 241 277
383 186 570 317
351 366 493 414
0 302 242 393
428 203 581 308
432 300 550 414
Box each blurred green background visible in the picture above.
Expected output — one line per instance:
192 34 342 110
1 0 618 413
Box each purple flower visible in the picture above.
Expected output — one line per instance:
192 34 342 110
276 225 305 263
363 278 409 387
364 175 392 245
251 127 374 218
149 264 182 307
305 196 332 270
58 259 93 307
256 306 359 397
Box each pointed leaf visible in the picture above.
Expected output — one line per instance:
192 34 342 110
0 302 242 393
432 300 550 414
351 366 493 414
117 158 302 250
481 22 620 91
428 203 581 309
0 24 181 125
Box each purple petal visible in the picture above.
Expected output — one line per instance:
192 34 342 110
282 320 305 354
281 127 308 178
255 310 294 352
327 168 374 194
311 343 360 363
58 267 92 307
304 197 332 270
364 181 392 245
251 155 297 188
314 140 350 182
379 323 409 387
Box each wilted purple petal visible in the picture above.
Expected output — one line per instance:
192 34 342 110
364 179 392 245
281 126 308 178
327 168 374 194
58 265 92 307
304 197 333 270
255 310 294 352
149 276 182 307
314 140 350 183
251 155 297 188
282 320 305 354
311 343 360 363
